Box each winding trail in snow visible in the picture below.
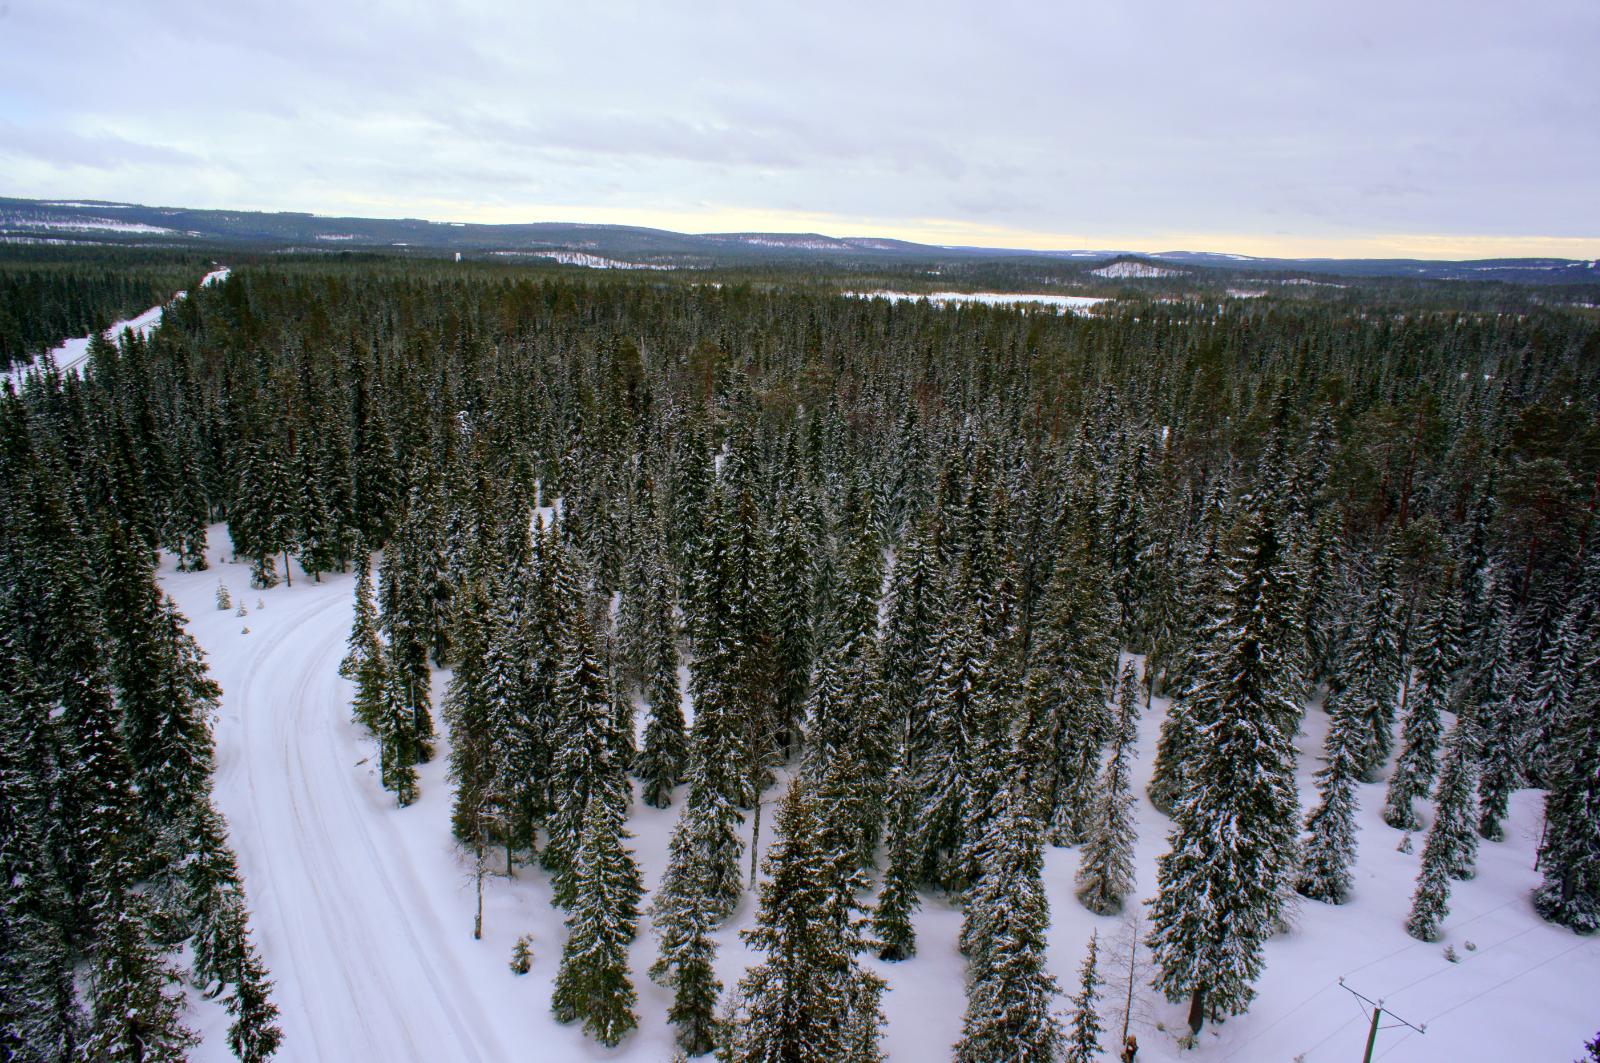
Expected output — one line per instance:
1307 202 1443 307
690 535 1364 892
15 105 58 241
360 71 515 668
169 554 508 1063
5 267 229 386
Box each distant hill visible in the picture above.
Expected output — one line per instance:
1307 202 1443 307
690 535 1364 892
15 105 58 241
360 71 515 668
2 196 1597 285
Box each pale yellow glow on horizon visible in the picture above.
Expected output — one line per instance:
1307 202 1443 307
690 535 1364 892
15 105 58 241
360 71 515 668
177 188 1600 262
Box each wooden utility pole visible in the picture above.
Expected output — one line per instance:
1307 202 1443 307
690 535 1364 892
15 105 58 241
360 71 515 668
1338 978 1426 1063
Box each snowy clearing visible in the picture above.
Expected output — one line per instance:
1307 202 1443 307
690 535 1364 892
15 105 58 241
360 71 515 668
847 290 1108 312
1092 262 1186 279
157 527 1598 1063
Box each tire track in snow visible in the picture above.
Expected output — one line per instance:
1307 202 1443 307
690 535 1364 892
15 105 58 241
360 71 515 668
219 578 503 1061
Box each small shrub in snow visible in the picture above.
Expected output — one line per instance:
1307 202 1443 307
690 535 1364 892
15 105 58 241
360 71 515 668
1443 945 1458 963
216 581 232 610
236 602 248 617
241 626 250 635
510 935 533 975
1464 940 1477 951
1397 832 1414 854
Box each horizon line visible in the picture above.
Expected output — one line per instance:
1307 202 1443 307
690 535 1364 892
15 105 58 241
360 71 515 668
10 190 1600 263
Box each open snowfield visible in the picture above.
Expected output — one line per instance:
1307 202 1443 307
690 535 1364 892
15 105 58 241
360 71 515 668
847 291 1108 312
3 268 228 387
158 529 1598 1062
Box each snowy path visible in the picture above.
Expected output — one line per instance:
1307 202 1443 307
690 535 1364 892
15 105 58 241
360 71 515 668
4 267 228 386
158 530 1600 1062
166 549 509 1063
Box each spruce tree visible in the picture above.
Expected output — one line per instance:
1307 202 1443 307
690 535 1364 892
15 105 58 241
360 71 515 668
1146 501 1301 1035
1076 663 1140 915
635 614 687 808
650 801 724 1056
376 647 420 806
1533 640 1600 932
1474 608 1527 843
0 649 81 1061
871 762 921 961
723 781 885 1063
550 794 641 1047
1384 590 1459 830
1343 547 1404 781
914 581 1003 892
954 780 1064 1062
80 880 197 1063
1295 695 1363 904
1429 716 1482 882
545 609 630 906
1065 931 1105 1063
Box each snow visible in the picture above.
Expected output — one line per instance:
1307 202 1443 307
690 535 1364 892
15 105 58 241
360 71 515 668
847 290 1108 313
155 530 1599 1062
1092 261 1186 279
5 268 229 387
493 250 677 271
1 214 175 235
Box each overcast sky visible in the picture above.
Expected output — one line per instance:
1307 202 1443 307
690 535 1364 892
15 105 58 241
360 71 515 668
2 0 1596 258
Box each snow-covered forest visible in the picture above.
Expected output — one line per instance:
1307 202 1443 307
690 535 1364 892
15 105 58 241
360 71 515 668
2 254 1598 1062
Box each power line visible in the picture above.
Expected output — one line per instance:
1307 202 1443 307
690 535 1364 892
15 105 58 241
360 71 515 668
1338 978 1425 1063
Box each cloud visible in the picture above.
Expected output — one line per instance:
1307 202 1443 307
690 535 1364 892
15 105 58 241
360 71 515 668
0 120 204 170
1 0 1596 256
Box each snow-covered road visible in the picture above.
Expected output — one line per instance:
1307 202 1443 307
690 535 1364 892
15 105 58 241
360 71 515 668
164 545 511 1063
5 268 228 387
158 529 1600 1062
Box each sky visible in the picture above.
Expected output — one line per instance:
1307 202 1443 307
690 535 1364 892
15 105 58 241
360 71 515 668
2 0 1597 259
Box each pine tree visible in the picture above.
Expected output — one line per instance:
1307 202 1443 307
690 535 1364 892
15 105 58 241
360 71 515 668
1076 663 1140 915
1146 501 1301 1035
723 781 885 1063
1384 590 1459 830
1295 694 1363 904
1065 931 1105 1063
550 794 641 1047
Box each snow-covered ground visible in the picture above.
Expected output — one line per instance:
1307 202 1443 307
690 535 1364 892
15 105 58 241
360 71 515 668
158 530 1599 1062
491 250 678 271
847 290 1108 313
0 214 175 235
4 268 229 387
1092 262 1186 279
